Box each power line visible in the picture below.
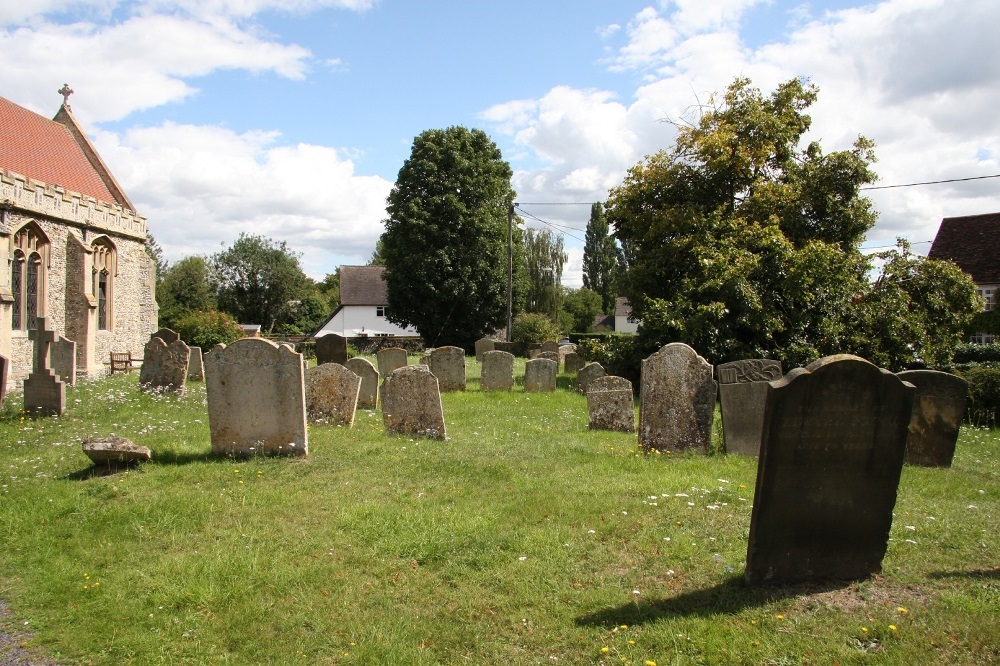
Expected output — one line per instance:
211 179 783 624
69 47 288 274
861 173 1000 191
514 205 586 242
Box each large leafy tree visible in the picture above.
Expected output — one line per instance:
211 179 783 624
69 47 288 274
523 227 567 319
156 255 218 330
608 77 878 366
380 126 516 349
582 202 619 314
212 233 311 333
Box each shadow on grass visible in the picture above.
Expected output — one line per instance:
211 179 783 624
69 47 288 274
62 450 222 480
576 575 855 627
928 568 1000 580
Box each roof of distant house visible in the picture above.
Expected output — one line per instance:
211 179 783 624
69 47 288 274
928 212 1000 284
340 265 389 306
0 95 133 209
615 297 632 318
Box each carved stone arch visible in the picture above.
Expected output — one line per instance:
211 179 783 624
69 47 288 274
90 235 118 277
90 235 117 331
12 221 51 269
10 221 51 329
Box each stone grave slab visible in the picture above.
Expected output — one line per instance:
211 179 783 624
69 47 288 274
563 352 584 374
315 334 349 365
638 343 716 453
151 328 180 344
381 365 446 440
139 337 190 395
83 437 151 467
717 359 783 456
540 340 560 354
205 338 308 457
587 375 635 432
377 347 408 377
50 335 77 386
745 355 915 586
305 363 361 426
345 357 380 409
475 337 495 363
575 362 606 394
897 369 968 467
187 346 205 381
24 317 65 416
481 350 514 392
524 358 557 392
428 346 466 391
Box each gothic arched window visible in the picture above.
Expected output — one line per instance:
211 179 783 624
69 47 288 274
91 237 117 331
11 223 50 331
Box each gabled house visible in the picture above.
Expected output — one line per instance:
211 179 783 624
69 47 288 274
1 90 157 390
311 265 418 338
928 212 1000 344
614 297 639 334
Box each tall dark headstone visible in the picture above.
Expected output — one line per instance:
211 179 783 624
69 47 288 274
24 317 65 416
315 334 349 366
745 355 915 586
717 359 782 456
897 370 968 467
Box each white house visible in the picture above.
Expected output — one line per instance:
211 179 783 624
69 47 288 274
614 297 640 334
311 265 418 338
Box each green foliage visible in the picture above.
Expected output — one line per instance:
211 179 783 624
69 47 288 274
316 270 341 306
523 227 567 319
172 309 245 349
280 293 331 336
958 366 1000 427
380 126 516 349
510 311 560 346
156 255 218 330
970 308 1000 336
575 333 645 385
952 342 1000 366
212 233 311 333
582 202 619 313
561 287 603 334
145 231 168 281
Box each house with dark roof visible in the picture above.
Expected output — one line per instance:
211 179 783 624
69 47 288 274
311 265 418 338
928 212 1000 344
1 90 157 390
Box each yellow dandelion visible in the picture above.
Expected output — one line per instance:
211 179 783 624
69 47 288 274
897 607 909 614
620 625 628 630
753 641 760 646
861 627 869 633
628 640 636 645
775 614 785 620
645 661 657 666
889 625 898 631
601 646 610 654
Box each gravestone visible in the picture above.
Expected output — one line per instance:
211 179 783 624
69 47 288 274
315 334 349 366
50 335 77 386
0 354 8 408
205 338 308 457
381 365 446 440
638 343 716 453
24 317 65 416
897 369 968 467
481 350 515 392
524 358 557 392
587 375 635 432
377 347 408 377
540 340 560 355
428 346 466 391
305 363 361 426
563 352 584 374
475 337 495 363
345 357 380 410
151 328 180 344
575 362 606 394
82 437 151 467
539 351 560 371
528 344 542 359
187 346 205 381
745 355 915 586
717 359 783 456
139 337 190 395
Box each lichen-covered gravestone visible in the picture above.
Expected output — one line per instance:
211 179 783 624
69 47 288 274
717 359 783 456
524 358 557 392
315 334 349 366
745 355 915 586
638 343 715 453
381 365 446 440
82 437 151 468
305 363 361 426
24 317 65 416
575 361 606 394
481 350 515 392
428 346 466 392
539 351 560 372
50 335 77 386
540 340 560 355
475 337 495 363
563 352 583 374
897 369 968 467
187 346 205 381
139 336 190 395
587 375 635 432
205 338 308 457
345 357 380 410
377 347 408 378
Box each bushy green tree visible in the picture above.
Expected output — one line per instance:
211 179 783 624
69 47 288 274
380 126 516 350
561 287 603 334
582 203 618 314
511 312 560 347
523 228 567 319
156 255 218 330
173 310 245 349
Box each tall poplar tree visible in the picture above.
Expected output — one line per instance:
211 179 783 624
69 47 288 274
581 202 619 314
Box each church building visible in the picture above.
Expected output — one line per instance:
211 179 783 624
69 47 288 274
1 87 157 391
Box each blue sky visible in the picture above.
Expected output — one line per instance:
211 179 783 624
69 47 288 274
3 0 999 286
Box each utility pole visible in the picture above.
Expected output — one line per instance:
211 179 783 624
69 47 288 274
507 203 514 341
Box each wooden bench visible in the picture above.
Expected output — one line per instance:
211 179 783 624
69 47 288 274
109 351 136 375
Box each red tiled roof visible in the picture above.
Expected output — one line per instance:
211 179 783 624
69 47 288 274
0 96 118 204
340 265 388 305
928 212 1000 284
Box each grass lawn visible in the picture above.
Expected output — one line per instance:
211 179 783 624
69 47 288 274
0 356 997 665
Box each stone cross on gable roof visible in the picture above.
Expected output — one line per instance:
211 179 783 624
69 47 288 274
58 84 74 106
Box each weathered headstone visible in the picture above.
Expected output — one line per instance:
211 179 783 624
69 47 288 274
638 344 716 453
897 369 968 467
428 346 466 392
315 333 349 366
744 355 915 586
345 357 380 410
24 317 65 416
717 359 783 456
481 350 515 392
524 358 557 392
381 365 446 440
563 351 584 374
139 337 190 395
377 347 408 377
0 354 8 408
575 361 606 394
305 363 361 426
151 327 180 344
205 338 308 457
50 335 77 386
475 337 495 363
187 346 205 381
539 350 560 371
587 375 635 432
540 340 560 355
82 437 151 467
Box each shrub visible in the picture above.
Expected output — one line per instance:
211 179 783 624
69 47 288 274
511 312 560 347
576 334 645 387
173 310 245 349
958 366 1000 428
951 342 1000 366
